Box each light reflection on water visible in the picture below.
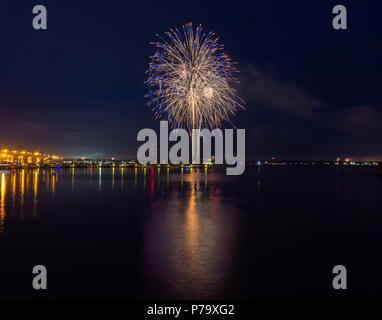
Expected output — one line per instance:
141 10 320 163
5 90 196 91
0 166 220 230
142 168 237 298
0 166 381 299
0 167 238 298
0 173 6 236
0 168 60 232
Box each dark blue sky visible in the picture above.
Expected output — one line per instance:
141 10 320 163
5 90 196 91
1 0 381 160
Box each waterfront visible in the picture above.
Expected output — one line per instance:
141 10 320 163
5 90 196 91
0 166 382 299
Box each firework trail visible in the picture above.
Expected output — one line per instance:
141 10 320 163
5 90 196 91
145 23 244 131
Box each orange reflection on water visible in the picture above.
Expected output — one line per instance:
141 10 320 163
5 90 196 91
20 169 25 219
33 169 39 218
51 170 56 196
143 168 147 189
11 172 16 212
112 167 115 192
0 173 6 235
204 166 208 189
26 170 30 194
121 168 124 188
185 173 200 268
142 169 238 299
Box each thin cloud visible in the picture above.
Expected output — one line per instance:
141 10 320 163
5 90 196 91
239 64 323 119
331 106 382 132
18 121 48 130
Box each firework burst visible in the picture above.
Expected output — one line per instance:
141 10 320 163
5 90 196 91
145 23 244 131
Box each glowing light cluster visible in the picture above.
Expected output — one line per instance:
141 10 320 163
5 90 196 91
145 23 244 131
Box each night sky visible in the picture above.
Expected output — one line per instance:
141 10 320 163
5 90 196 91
1 0 381 160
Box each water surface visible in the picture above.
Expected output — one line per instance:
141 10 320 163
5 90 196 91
0 166 382 299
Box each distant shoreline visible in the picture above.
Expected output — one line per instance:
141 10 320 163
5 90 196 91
0 160 380 170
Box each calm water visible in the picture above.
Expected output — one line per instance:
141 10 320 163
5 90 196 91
0 166 382 300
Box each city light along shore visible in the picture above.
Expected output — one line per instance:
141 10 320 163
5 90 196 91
0 149 381 174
